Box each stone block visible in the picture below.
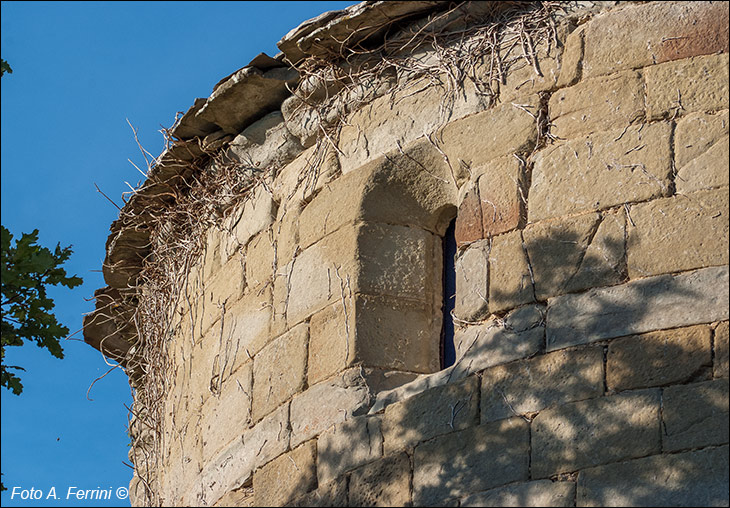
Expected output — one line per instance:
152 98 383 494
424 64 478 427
338 74 491 174
529 122 672 222
348 452 411 507
524 212 600 300
220 284 271 363
497 38 560 104
662 378 729 452
289 368 371 448
228 111 303 172
439 98 538 172
274 202 301 268
549 70 644 139
200 360 253 462
196 66 298 135
461 480 575 507
646 53 730 121
214 487 254 508
357 137 460 233
546 266 730 351
297 165 371 250
606 325 712 392
581 1 729 78
413 418 530 506
455 187 483 247
454 242 489 322
357 222 436 303
272 143 341 205
252 323 308 422
382 376 479 454
288 478 347 507
223 186 276 258
627 187 729 278
196 403 290 505
531 389 661 477
716 321 729 378
481 346 603 423
244 230 274 289
675 110 729 193
488 230 535 312
556 25 584 88
352 295 441 374
197 253 246 336
576 445 729 507
477 155 524 237
253 440 317 507
308 302 352 385
286 226 358 326
317 415 382 485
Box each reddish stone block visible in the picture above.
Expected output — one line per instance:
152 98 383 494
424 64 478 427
455 189 483 247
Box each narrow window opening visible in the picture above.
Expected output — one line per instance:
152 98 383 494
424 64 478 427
441 218 457 369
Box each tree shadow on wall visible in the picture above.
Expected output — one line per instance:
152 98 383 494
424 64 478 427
285 228 728 507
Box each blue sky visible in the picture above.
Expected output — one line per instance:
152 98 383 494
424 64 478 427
0 2 354 506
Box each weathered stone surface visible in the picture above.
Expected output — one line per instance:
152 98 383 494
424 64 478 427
454 242 489 322
286 226 358 326
454 304 545 376
196 66 299 135
532 389 661 477
524 212 600 300
253 440 317 506
675 110 729 193
220 285 271 363
171 97 219 140
439 98 538 172
228 111 303 171
338 75 491 174
413 418 530 506
357 222 436 303
497 38 560 104
195 403 290 505
288 478 347 507
200 361 253 462
244 229 275 289
252 323 308 422
646 53 730 121
352 295 440 373
716 321 730 378
224 186 276 258
529 122 672 222
308 302 352 385
272 143 341 205
547 266 730 351
454 187 483 247
549 70 644 139
289 368 371 448
317 415 382 485
576 445 730 507
582 1 729 78
481 346 603 423
382 376 479 453
488 230 535 312
357 138 459 233
348 452 412 507
627 187 729 278
461 480 575 507
214 487 254 508
477 155 524 237
662 378 729 452
556 24 584 88
606 325 712 392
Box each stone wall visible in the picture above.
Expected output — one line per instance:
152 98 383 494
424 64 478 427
85 1 729 506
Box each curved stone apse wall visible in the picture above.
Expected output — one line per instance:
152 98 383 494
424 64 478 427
83 1 729 506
